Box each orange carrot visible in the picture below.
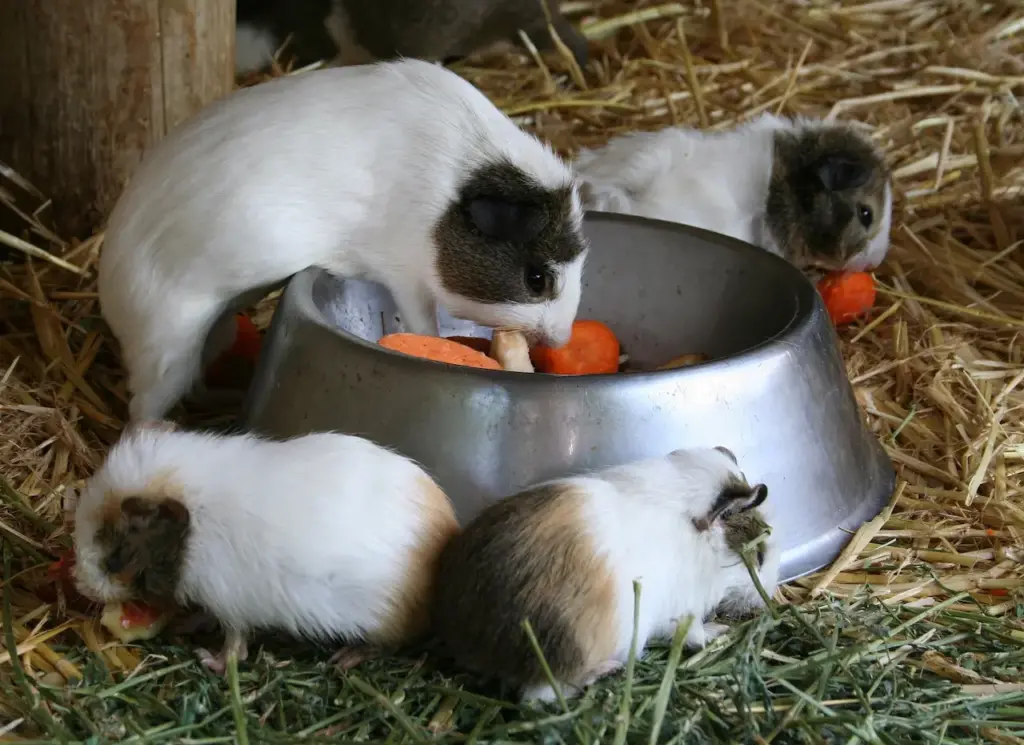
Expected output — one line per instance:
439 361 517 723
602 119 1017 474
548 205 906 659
232 314 263 361
445 335 493 355
530 320 621 375
816 272 876 325
204 314 264 388
379 333 502 370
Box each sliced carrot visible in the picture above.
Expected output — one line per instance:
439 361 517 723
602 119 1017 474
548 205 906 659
379 333 502 370
816 272 876 325
204 314 264 388
232 314 263 361
445 335 493 355
530 320 621 375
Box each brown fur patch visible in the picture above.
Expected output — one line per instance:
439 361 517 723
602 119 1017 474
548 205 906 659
372 475 461 647
94 491 191 610
432 484 619 687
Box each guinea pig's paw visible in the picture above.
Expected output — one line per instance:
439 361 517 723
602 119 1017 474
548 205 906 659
579 659 625 687
520 681 574 706
683 620 731 649
196 632 249 676
702 622 732 643
329 643 383 672
196 647 227 675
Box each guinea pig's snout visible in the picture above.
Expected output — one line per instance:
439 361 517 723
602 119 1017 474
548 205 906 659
71 544 132 604
539 324 572 349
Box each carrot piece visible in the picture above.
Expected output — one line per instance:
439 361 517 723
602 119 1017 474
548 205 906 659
530 320 621 375
204 314 264 388
445 335 493 355
231 314 263 361
816 272 876 325
379 333 502 370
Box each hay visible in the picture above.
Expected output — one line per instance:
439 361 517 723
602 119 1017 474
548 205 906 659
1 0 1023 741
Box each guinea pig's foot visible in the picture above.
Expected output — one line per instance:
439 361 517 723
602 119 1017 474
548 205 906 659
692 622 731 649
197 632 249 675
579 659 625 687
329 643 382 672
683 620 731 649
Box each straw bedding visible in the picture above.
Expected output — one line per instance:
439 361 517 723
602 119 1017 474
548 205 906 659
1 0 1022 742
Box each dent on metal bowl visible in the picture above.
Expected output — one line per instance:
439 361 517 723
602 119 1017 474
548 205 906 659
242 212 894 582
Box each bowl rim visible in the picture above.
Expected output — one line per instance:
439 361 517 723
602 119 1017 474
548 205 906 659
295 212 824 384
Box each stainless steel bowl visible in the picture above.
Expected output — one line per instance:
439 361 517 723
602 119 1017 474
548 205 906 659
242 213 894 582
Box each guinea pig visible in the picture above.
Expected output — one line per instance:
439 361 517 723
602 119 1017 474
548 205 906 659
71 426 460 673
432 446 780 703
574 113 892 277
235 0 337 75
324 0 589 69
98 58 588 423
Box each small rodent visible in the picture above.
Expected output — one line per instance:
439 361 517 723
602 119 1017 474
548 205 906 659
432 446 780 703
235 0 337 74
326 0 589 69
574 113 892 276
72 426 460 673
99 59 588 423
234 0 589 75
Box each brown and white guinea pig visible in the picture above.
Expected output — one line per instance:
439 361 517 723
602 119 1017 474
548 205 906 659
432 446 780 704
71 424 460 673
98 58 588 423
234 0 589 76
574 113 893 277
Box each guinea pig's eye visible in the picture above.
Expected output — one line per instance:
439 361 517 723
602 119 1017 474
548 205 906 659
524 264 551 296
756 546 766 568
104 545 129 575
857 204 873 228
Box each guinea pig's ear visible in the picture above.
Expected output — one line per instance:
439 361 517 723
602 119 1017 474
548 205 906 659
816 154 871 192
694 483 769 532
466 197 546 244
714 446 739 465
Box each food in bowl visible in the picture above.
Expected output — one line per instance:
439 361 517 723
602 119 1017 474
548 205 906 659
377 320 711 376
378 333 502 370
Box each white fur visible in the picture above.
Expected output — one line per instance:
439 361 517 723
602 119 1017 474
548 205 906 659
573 113 892 269
99 58 586 423
72 429 454 643
524 447 781 703
235 22 278 75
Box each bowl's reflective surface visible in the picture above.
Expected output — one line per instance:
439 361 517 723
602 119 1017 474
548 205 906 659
243 212 894 582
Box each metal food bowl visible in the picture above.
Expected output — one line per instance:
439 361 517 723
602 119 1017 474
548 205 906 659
242 213 894 582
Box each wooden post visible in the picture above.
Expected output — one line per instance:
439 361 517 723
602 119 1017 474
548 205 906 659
0 0 236 239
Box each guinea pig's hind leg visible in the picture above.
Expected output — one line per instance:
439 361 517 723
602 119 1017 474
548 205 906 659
196 629 249 675
329 643 384 671
684 620 731 649
125 300 222 422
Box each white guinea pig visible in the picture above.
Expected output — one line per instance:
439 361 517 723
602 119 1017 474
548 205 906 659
99 58 588 424
72 424 460 673
574 113 892 276
432 446 781 703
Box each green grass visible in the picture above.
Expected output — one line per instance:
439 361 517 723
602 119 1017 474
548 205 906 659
3 557 1023 745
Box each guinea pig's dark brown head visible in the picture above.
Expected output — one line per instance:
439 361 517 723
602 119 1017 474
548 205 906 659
72 487 191 608
766 123 892 275
433 157 588 348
